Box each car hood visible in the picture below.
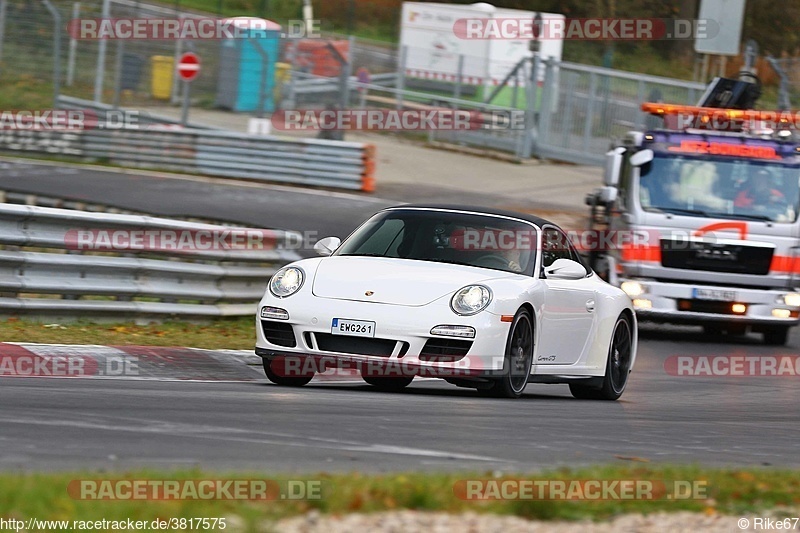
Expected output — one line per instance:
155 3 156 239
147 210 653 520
311 256 513 306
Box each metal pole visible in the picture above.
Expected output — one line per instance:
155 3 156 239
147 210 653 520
454 54 463 100
180 80 190 126
341 35 355 110
582 72 597 153
112 38 124 109
396 45 407 110
93 0 110 102
700 53 710 83
560 72 576 149
522 54 541 159
511 66 519 108
66 2 80 86
0 0 8 68
171 17 184 104
42 0 62 108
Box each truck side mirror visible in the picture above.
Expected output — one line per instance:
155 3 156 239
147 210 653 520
630 149 654 167
603 147 626 186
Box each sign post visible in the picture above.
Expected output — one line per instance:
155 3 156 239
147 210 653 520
177 52 200 127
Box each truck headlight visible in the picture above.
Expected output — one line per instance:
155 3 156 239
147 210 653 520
451 285 492 316
269 267 305 298
621 281 646 298
780 292 800 307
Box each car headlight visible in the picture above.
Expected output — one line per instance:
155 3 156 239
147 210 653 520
450 285 492 315
780 292 800 307
621 281 646 298
269 267 305 298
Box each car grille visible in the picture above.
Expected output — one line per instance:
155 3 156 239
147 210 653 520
660 239 773 275
419 338 473 362
314 333 402 357
261 321 297 347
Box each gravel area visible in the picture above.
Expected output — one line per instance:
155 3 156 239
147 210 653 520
270 510 767 532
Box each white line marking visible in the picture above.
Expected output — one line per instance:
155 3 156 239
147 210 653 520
0 416 507 463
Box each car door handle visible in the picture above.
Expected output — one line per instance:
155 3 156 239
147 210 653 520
585 299 595 312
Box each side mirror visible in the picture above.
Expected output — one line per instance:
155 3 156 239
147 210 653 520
314 236 341 256
603 147 626 186
545 258 587 280
630 148 654 167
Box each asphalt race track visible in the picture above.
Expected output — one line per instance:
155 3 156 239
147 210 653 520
1 324 798 472
1 161 799 472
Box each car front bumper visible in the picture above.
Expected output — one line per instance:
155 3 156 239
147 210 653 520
255 295 514 378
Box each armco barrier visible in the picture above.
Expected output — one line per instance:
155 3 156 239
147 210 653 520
1 110 377 193
0 203 302 319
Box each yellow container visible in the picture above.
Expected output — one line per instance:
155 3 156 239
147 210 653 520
151 56 174 100
274 61 291 101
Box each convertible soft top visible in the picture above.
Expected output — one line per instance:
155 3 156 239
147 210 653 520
381 204 555 229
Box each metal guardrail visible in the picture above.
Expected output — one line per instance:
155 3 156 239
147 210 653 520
1 98 378 193
56 96 215 130
0 203 301 319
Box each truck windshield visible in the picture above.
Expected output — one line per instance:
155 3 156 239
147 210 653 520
638 154 800 223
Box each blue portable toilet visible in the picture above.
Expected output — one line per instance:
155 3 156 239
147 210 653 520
216 17 281 113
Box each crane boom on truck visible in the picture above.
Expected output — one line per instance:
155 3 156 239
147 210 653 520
585 77 800 345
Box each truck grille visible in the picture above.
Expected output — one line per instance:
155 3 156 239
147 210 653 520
677 300 739 315
660 239 773 275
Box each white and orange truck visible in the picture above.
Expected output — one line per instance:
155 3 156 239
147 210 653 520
585 79 800 345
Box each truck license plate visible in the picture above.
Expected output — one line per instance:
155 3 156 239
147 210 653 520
692 288 736 301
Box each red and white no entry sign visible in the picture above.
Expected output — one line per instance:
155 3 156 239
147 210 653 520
177 52 201 82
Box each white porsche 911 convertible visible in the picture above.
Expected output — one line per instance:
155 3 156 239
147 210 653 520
256 205 637 400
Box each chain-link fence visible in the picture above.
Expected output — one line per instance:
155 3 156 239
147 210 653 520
765 56 800 110
5 0 790 166
536 60 706 164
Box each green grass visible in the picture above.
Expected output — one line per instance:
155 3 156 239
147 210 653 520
0 317 254 350
0 466 799 526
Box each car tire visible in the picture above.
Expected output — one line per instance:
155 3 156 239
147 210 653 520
569 314 633 401
483 308 534 399
362 376 414 391
262 358 314 387
763 326 789 346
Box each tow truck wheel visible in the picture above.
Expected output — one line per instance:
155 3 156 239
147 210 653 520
763 327 789 346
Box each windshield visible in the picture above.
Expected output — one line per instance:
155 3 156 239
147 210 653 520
335 209 537 275
638 154 800 223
